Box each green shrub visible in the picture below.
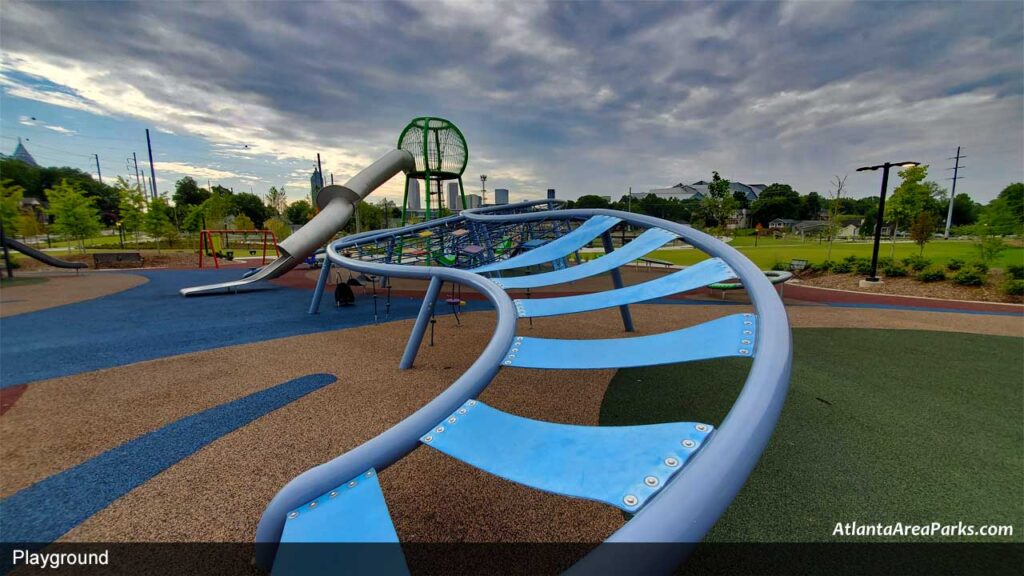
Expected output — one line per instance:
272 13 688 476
878 257 895 269
916 267 946 282
1006 264 1024 280
831 261 853 274
816 260 835 273
842 255 859 264
770 261 788 272
970 261 989 274
946 258 964 271
883 264 907 278
854 258 873 275
1002 279 1024 296
952 268 985 287
902 255 932 271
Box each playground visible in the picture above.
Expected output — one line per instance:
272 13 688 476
1 118 1021 575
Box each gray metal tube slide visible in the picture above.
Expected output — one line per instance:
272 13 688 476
254 258 517 569
180 149 414 296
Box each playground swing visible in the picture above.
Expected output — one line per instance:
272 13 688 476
198 229 278 269
333 269 355 307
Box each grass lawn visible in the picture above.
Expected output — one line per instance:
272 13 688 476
600 328 1022 545
646 239 1024 270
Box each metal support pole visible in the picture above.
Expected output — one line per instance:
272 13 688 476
867 165 892 282
94 154 103 184
308 258 333 314
399 276 442 369
1 218 14 279
145 129 157 199
601 231 634 332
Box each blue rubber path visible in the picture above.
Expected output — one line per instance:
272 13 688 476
0 373 336 544
0 269 485 387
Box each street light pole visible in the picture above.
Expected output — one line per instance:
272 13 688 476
856 160 920 283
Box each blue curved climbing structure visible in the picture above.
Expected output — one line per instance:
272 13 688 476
263 201 792 575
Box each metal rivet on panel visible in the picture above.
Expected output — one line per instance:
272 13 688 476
623 495 638 507
448 417 457 424
468 400 477 406
330 491 338 498
696 424 708 432
348 481 357 488
424 436 433 443
365 471 373 478
458 408 467 415
682 439 696 448
288 512 298 519
644 476 659 487
309 501 317 509
436 426 445 433
665 457 679 467
739 349 750 355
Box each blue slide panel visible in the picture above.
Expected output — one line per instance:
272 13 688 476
515 257 734 318
503 313 757 369
422 401 713 511
471 215 621 273
492 228 678 289
273 469 408 576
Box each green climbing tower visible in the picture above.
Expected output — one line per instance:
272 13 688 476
397 117 468 224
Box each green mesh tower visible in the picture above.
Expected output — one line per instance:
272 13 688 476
397 117 468 224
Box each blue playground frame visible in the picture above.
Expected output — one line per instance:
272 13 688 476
259 201 792 574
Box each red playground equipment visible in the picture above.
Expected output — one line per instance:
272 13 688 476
199 229 279 269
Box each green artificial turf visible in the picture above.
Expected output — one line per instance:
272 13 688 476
646 240 1024 270
600 328 1023 544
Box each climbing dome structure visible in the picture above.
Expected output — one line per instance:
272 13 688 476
397 117 469 224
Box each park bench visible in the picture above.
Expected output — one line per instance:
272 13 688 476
93 252 144 269
636 257 675 269
789 259 808 273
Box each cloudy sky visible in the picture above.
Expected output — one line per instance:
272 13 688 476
1 1 1021 205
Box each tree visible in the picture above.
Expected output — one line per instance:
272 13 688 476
750 183 800 226
143 197 176 252
701 171 738 229
575 195 611 209
231 192 268 228
265 186 288 216
200 190 235 228
800 191 823 220
116 177 146 247
264 216 291 241
17 213 44 245
1 179 25 236
909 211 936 255
825 175 847 262
172 176 210 207
284 200 313 225
731 190 750 210
46 179 102 252
233 214 255 230
885 165 944 256
978 183 1024 235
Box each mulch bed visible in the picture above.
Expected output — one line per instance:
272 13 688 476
796 271 1022 304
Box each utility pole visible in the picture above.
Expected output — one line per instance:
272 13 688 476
480 174 488 205
129 153 142 191
944 146 965 239
93 154 103 184
145 128 158 199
